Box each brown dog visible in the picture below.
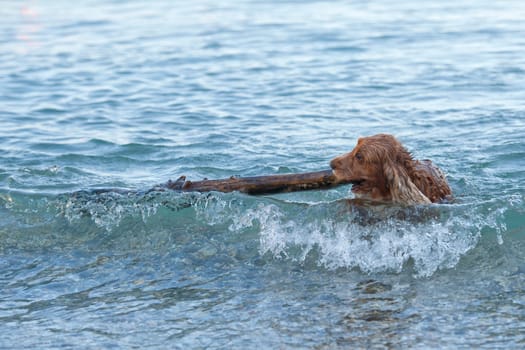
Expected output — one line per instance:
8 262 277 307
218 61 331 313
330 134 452 205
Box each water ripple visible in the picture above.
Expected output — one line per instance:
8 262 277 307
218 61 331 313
2 0 525 348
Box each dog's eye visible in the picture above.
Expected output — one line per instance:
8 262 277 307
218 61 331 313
355 153 364 161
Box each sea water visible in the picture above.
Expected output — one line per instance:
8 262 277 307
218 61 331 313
1 1 524 348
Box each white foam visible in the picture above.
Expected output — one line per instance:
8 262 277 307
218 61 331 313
56 190 512 277
179 192 514 277
227 200 496 277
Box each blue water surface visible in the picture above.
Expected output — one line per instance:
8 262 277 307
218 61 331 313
1 1 525 349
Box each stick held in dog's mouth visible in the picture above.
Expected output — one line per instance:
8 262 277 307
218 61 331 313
164 170 352 195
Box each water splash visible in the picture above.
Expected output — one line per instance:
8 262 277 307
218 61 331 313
2 189 518 277
56 190 194 231
247 203 479 277
205 195 515 277
57 190 517 277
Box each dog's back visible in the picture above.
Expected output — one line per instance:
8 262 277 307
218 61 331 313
411 159 452 203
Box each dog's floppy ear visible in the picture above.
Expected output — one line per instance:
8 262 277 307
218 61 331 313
383 159 431 205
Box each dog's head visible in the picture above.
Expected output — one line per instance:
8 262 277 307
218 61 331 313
330 134 430 204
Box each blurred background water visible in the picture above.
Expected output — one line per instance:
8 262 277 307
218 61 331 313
1 0 525 348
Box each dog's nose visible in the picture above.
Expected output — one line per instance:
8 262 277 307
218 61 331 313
330 158 340 170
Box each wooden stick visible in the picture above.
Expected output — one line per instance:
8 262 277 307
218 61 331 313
164 170 348 195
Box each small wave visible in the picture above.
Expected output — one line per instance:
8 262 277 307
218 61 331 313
56 189 195 231
188 193 518 277
2 189 521 277
260 205 480 277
